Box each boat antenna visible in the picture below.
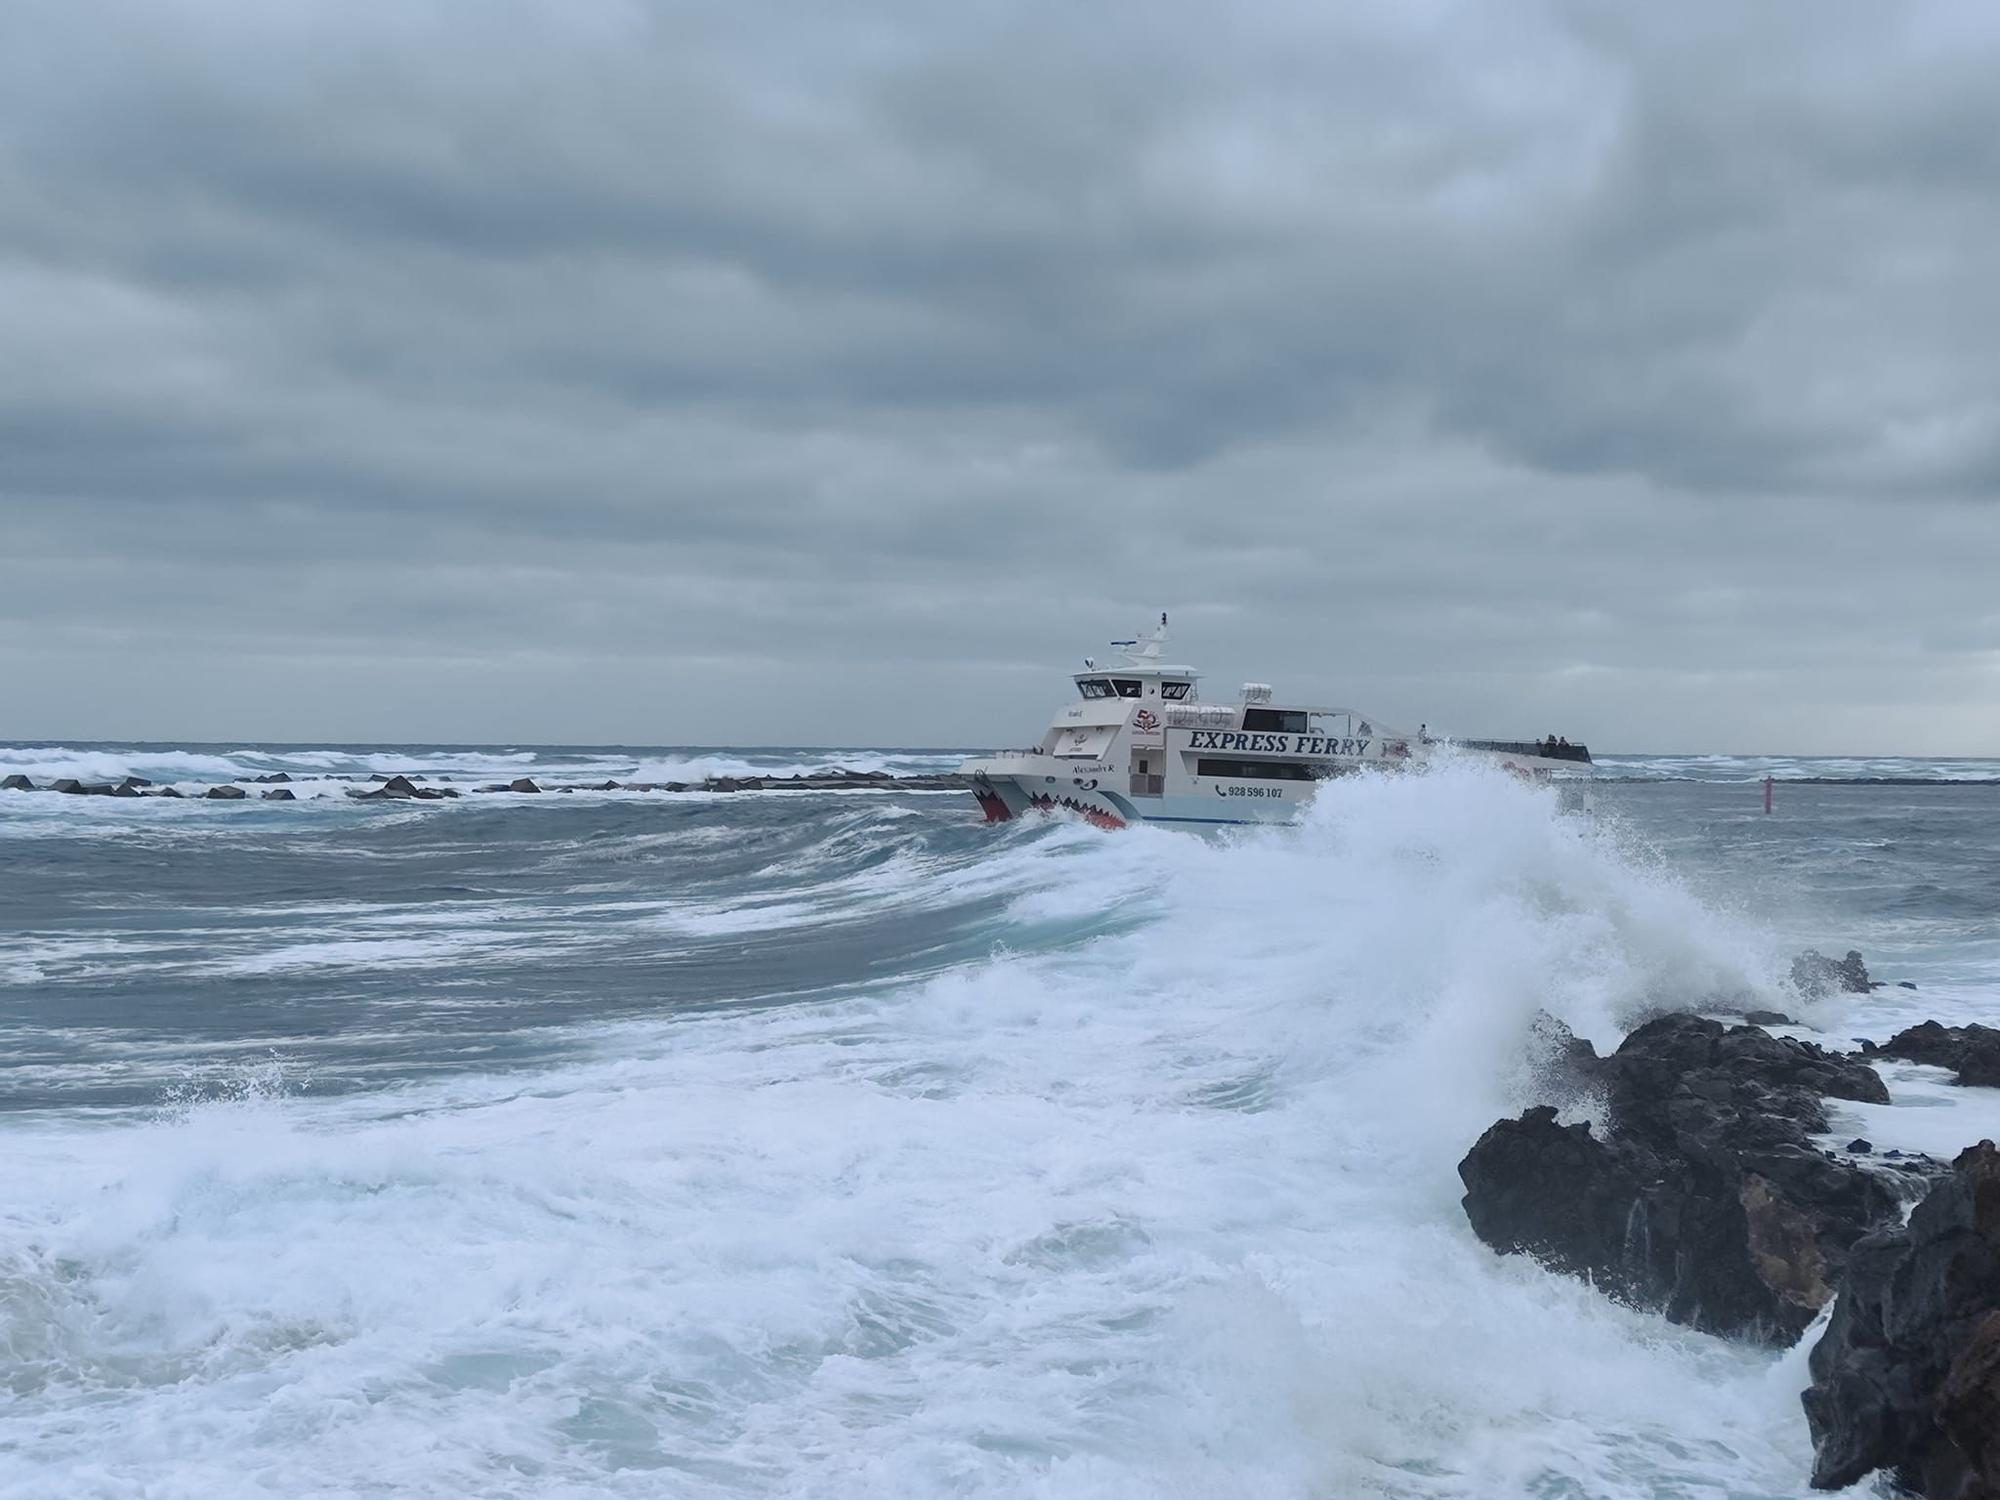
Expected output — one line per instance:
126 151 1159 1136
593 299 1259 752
1111 612 1169 665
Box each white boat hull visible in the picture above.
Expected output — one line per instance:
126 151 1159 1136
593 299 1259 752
965 745 1390 829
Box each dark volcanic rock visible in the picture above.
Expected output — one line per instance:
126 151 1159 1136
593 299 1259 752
254 772 292 784
1461 1015 1902 1343
118 775 152 789
261 788 296 800
507 778 542 794
1803 1142 2000 1495
1938 1311 2000 1495
48 779 83 794
204 785 247 800
1793 949 1876 998
353 774 422 800
0 774 32 791
1745 1009 1795 1027
1869 1022 2000 1090
153 786 183 798
1523 1009 1603 1103
109 781 141 797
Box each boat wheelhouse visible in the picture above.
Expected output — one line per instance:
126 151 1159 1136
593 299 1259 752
960 618 1591 828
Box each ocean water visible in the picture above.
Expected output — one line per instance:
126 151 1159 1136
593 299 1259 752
4 742 1999 1499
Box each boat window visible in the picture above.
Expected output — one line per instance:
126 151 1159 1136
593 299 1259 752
1112 679 1142 698
1077 678 1115 699
1160 681 1192 701
1197 757 1318 782
1242 707 1310 733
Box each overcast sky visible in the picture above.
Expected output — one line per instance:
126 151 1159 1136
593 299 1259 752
3 1 1997 753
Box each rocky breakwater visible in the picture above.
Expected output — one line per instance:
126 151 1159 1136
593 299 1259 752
1460 1014 1904 1343
2 767 971 802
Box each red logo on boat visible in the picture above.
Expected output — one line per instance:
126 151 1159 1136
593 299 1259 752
1133 709 1160 731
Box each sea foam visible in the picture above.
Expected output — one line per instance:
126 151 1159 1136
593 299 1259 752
0 763 1841 1497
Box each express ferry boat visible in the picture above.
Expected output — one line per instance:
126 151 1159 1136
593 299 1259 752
960 618 1591 828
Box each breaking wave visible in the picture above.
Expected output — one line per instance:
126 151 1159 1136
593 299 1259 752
0 763 1859 1497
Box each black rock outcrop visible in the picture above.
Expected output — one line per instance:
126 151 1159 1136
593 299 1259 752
262 788 296 800
351 775 422 800
507 778 541 794
0 774 32 791
1803 1142 2000 1495
204 785 247 800
1521 1009 1603 1103
1864 1022 2000 1090
1794 950 1877 997
1461 1015 1903 1343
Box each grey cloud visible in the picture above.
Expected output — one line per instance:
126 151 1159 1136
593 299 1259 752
1 0 1997 747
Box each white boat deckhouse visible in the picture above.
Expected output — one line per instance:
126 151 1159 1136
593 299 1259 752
960 617 1591 828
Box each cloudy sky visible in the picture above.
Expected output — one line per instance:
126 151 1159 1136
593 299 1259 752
3 0 1997 752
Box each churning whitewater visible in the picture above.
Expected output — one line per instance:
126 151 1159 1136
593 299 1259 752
6 748 2000 1498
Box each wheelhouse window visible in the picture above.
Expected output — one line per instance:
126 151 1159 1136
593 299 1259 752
1077 678 1115 699
1197 757 1319 781
1242 707 1310 733
1112 679 1142 698
1159 681 1192 701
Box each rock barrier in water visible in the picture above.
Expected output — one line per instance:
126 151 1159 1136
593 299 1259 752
1863 1021 2000 1089
1461 948 2000 1496
0 769 973 803
1460 1013 1905 1344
